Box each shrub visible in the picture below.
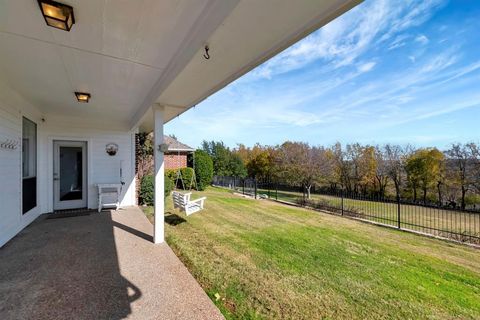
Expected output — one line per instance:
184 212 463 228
139 175 154 205
139 174 174 205
165 169 177 182
165 167 195 190
194 150 213 191
180 167 195 188
165 174 174 198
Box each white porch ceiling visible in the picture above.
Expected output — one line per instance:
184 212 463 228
0 0 238 128
0 0 360 131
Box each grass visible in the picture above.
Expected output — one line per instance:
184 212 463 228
256 188 480 243
143 187 480 320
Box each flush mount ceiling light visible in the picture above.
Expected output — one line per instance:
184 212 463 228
75 92 90 103
38 0 75 31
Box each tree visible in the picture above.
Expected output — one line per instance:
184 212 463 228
194 150 213 191
136 132 154 181
330 143 351 192
276 142 324 199
228 153 247 178
246 148 275 180
384 144 406 201
466 143 479 192
446 143 477 209
345 143 364 194
357 145 377 196
406 148 444 204
373 146 389 198
201 140 234 176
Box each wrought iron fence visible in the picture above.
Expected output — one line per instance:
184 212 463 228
212 176 480 245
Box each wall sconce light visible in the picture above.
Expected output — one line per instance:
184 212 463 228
75 92 91 103
158 143 169 153
106 143 119 156
38 0 75 32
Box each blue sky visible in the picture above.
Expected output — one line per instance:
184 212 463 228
166 0 480 150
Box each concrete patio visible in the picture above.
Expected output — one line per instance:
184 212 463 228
0 207 224 320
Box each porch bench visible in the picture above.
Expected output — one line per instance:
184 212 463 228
97 184 121 212
172 191 206 216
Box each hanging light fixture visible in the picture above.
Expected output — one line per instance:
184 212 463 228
37 0 75 31
75 92 91 103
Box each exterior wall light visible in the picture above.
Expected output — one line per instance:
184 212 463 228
158 143 170 153
75 92 91 103
38 0 75 31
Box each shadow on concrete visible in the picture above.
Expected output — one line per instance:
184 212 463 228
0 212 141 320
113 220 153 242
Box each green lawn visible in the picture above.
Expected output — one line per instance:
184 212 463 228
144 187 480 320
257 188 480 243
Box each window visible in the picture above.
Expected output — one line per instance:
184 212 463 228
22 117 37 214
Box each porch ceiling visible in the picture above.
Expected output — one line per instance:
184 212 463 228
0 0 238 128
0 0 360 131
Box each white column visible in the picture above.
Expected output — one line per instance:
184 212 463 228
153 105 165 244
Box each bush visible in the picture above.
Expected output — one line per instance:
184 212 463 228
180 167 195 188
139 175 154 205
164 167 195 190
194 150 213 191
139 174 174 205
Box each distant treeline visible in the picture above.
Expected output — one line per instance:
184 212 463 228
201 140 480 210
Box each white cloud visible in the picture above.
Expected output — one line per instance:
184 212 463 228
415 34 429 44
357 61 376 73
250 0 446 79
387 34 410 50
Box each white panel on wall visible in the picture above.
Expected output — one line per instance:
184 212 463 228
0 80 42 247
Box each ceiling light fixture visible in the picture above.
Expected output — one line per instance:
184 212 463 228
75 92 91 103
38 0 75 31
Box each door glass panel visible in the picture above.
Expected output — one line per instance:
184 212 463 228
59 146 83 201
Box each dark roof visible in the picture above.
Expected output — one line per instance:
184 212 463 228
164 136 195 152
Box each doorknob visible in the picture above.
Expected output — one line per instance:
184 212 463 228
53 173 59 181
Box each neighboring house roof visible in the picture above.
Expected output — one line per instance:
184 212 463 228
164 136 195 152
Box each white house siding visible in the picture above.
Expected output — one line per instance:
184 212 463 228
0 80 136 247
0 80 42 247
38 125 137 213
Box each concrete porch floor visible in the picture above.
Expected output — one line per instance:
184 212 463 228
0 207 224 320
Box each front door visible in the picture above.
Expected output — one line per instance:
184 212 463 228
53 141 87 210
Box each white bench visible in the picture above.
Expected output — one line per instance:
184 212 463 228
97 184 121 212
172 191 206 216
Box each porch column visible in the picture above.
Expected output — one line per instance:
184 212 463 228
153 105 165 244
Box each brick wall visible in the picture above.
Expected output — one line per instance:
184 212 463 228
165 153 188 170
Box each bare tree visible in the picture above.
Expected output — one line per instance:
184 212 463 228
445 143 473 210
467 142 480 194
373 146 389 198
384 144 405 201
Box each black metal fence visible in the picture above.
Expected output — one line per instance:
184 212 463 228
212 176 480 245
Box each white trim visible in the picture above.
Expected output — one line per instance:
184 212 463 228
53 140 88 211
153 105 165 244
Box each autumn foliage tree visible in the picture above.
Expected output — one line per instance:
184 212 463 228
208 139 480 210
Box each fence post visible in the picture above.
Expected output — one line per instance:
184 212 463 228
267 180 271 199
275 182 278 201
341 189 344 216
397 195 401 229
254 178 257 199
242 179 245 195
